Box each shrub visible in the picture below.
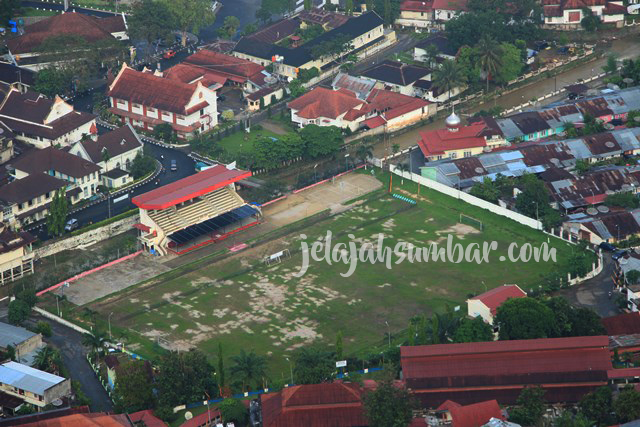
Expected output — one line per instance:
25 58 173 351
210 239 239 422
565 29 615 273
35 322 52 338
8 300 30 326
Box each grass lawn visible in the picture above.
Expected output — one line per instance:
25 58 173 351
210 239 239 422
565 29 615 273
40 170 585 380
18 8 59 16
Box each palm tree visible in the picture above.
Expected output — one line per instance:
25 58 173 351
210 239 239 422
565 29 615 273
432 59 463 103
356 144 374 168
33 346 62 375
82 330 107 358
395 162 410 184
229 349 267 392
476 35 502 93
422 43 439 68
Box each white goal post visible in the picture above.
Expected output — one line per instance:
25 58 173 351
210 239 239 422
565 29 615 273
264 249 291 265
459 214 484 231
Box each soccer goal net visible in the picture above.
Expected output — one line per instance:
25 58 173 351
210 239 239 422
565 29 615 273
459 214 484 231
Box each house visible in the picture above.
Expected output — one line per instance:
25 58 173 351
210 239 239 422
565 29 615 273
104 355 120 390
401 336 612 406
0 174 82 229
466 285 527 325
435 400 505 427
0 322 42 364
331 72 376 100
6 12 128 70
0 63 35 93
413 35 458 63
360 60 432 97
234 12 391 80
246 86 286 112
0 89 96 149
433 0 468 23
12 146 101 200
108 64 219 140
396 0 434 29
418 113 508 161
562 208 640 245
288 86 433 132
129 409 167 427
69 124 144 189
260 382 368 427
0 123 16 166
602 312 640 336
543 0 626 29
0 361 70 408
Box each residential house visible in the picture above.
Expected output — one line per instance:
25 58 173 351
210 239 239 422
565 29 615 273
0 174 81 229
413 35 458 63
562 208 640 244
108 64 219 139
466 285 527 325
6 12 128 70
433 0 468 23
129 410 168 427
417 112 508 161
0 361 70 408
0 321 42 364
288 86 433 132
396 1 434 29
12 146 101 200
331 72 376 100
246 86 285 112
0 223 35 285
0 89 96 149
543 0 626 29
360 60 432 97
260 382 368 426
401 336 612 406
234 12 392 80
0 123 16 166
434 400 505 427
614 253 640 311
69 124 144 189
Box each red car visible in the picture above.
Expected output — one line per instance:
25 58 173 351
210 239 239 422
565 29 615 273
163 49 176 59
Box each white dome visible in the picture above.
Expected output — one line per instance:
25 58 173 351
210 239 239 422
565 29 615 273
446 111 461 128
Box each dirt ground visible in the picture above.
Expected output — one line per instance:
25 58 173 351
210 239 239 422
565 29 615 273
57 172 382 306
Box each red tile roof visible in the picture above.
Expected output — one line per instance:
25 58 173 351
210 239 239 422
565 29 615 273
469 284 527 315
180 409 221 427
607 367 640 380
163 63 228 87
129 410 167 427
288 87 364 120
362 116 387 129
261 382 367 427
418 123 489 157
401 0 434 11
602 313 640 336
18 413 131 427
440 400 504 427
366 88 430 121
132 164 251 210
182 49 266 84
433 0 468 10
108 66 203 115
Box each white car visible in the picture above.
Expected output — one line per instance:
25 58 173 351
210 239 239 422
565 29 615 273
64 218 78 232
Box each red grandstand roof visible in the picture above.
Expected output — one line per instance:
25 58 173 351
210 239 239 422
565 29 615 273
607 368 640 380
132 165 251 210
469 284 527 315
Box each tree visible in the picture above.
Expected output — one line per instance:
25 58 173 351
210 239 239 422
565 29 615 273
128 0 174 57
579 386 613 426
218 398 247 424
494 297 556 340
422 44 440 68
346 0 354 15
130 152 156 179
256 7 272 23
34 67 73 98
383 0 392 25
82 331 107 356
156 349 216 407
101 148 111 173
0 0 20 26
476 35 502 92
581 8 601 32
356 144 373 166
242 23 257 37
336 331 343 360
114 360 155 413
219 15 240 39
299 125 343 159
292 345 335 385
229 349 267 392
33 346 62 375
304 0 312 10
164 0 216 46
605 192 640 209
363 377 414 427
217 342 225 390
515 173 549 220
453 317 493 343
35 321 52 338
154 123 175 142
627 270 640 285
509 386 546 426
495 43 523 85
46 188 69 237
469 177 500 204
603 54 618 74
555 411 594 427
288 79 306 98
432 59 463 101
396 163 410 185
614 386 640 422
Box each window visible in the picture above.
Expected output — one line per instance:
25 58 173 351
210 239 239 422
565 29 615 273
133 103 141 109
464 151 472 157
37 196 42 203
28 199 33 207
17 203 23 211
200 109 205 116
177 115 185 121
450 152 457 159
45 192 50 199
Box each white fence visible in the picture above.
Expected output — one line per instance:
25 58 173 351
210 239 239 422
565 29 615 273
33 306 92 335
388 165 543 230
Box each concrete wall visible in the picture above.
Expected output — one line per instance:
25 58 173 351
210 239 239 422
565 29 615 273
34 214 139 259
467 299 492 324
33 307 91 335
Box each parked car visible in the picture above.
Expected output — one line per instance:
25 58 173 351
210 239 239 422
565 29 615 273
171 159 177 171
163 49 176 59
64 218 79 232
613 250 628 261
599 242 616 252
217 95 226 102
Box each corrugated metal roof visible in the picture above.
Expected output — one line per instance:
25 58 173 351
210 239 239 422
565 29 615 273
506 160 527 171
615 129 640 152
499 151 523 162
478 154 504 168
566 139 592 159
592 220 612 240
551 179 573 191
496 119 523 139
0 362 66 395
438 162 461 175
0 323 37 349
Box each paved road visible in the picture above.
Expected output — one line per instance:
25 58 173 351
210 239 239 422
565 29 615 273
557 254 619 317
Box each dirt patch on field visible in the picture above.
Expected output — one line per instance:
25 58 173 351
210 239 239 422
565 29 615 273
436 223 481 239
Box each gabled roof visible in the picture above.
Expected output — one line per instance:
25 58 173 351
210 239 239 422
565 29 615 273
418 123 490 157
77 124 142 164
0 63 35 86
602 313 640 336
132 164 251 210
469 284 527 315
0 361 66 395
437 400 505 427
18 413 131 427
0 173 69 205
261 382 367 427
361 60 431 87
331 72 376 100
181 50 266 84
366 88 430 120
401 0 434 12
415 35 458 57
288 86 364 120
13 146 100 178
433 0 468 11
128 410 167 427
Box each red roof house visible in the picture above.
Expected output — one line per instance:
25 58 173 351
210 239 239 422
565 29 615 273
401 1 434 12
435 400 504 427
466 284 527 324
129 410 167 427
401 336 612 406
261 382 368 427
418 122 506 161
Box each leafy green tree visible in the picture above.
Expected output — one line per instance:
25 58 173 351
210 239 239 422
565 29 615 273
432 59 463 100
428 310 461 344
515 173 549 220
299 125 343 159
34 67 73 98
47 188 69 237
33 346 62 375
614 386 640 422
288 79 306 98
297 67 320 83
130 152 156 179
128 0 174 57
304 0 312 10
154 123 175 141
292 345 335 385
383 0 392 25
242 23 257 37
508 386 546 426
356 143 373 165
571 307 606 336
156 349 216 407
581 8 601 32
627 270 640 285
35 321 52 338
574 157 590 174
476 35 502 92
495 297 556 340
219 15 240 39
254 133 304 170
346 0 354 15
605 192 639 209
363 377 414 427
555 411 594 427
164 0 216 46
603 54 618 74
453 317 493 343
113 360 155 413
229 349 267 392
495 42 523 85
470 177 500 204
218 398 247 424
579 386 613 426
336 330 343 360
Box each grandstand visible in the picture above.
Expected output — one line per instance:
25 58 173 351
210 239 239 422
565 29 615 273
132 164 260 255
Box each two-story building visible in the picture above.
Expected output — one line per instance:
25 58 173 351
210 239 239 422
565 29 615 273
0 361 70 409
360 60 432 97
543 0 626 29
0 89 96 149
12 146 100 200
0 227 35 288
396 0 434 29
108 65 219 140
433 0 468 23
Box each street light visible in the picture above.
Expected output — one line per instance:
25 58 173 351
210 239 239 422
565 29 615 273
108 312 114 340
385 321 390 348
285 357 293 385
345 153 350 172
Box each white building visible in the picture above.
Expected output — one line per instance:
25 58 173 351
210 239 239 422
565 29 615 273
467 284 527 325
